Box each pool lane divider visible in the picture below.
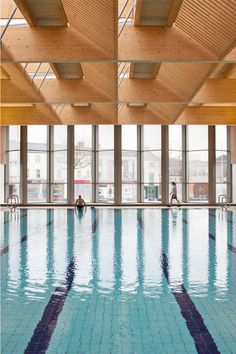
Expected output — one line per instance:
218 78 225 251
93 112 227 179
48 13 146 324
0 235 27 256
137 216 220 354
0 217 54 256
24 258 76 354
24 214 99 354
183 216 236 255
4 211 27 224
209 211 234 225
209 233 236 254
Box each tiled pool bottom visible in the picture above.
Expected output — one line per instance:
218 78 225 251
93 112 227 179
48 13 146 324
1 208 236 354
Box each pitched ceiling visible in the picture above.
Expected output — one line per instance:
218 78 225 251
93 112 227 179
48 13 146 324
1 0 236 125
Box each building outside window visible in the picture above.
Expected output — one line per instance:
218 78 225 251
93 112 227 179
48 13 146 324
6 126 20 200
169 125 182 201
52 126 67 202
143 125 161 202
97 125 114 203
187 126 208 202
215 126 229 201
122 125 137 202
4 125 232 204
27 126 48 202
74 125 92 202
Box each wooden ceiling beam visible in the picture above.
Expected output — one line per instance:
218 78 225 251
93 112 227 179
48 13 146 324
0 66 10 79
194 79 236 103
119 25 218 61
176 106 236 125
0 104 61 125
118 78 236 103
134 0 142 26
13 0 34 26
118 104 172 124
118 105 236 125
57 104 117 125
119 78 183 102
1 26 112 62
167 0 184 26
2 78 114 103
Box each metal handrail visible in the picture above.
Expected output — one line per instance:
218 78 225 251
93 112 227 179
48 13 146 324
38 66 51 89
7 194 19 210
118 1 136 37
32 63 42 80
218 194 230 209
58 103 65 116
119 0 129 19
118 103 124 112
118 63 129 87
0 7 17 40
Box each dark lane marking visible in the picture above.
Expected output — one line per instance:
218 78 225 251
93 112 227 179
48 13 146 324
47 219 54 226
137 214 144 229
24 216 98 353
209 211 234 225
183 217 236 255
0 235 27 256
92 213 98 233
1 217 53 256
209 233 236 254
24 258 76 354
138 217 220 354
161 253 220 354
4 212 27 225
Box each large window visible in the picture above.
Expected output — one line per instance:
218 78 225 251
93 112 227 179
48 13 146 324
52 126 67 202
187 126 208 202
74 126 92 202
169 126 182 201
4 125 232 204
143 125 161 202
215 126 229 201
97 125 114 203
27 126 48 202
122 125 137 202
6 126 21 199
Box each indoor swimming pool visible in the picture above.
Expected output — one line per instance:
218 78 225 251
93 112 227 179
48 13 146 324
1 207 236 354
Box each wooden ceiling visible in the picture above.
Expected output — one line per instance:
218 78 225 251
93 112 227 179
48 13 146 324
1 0 236 125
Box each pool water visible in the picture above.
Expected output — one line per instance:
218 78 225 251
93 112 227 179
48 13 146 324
1 208 236 354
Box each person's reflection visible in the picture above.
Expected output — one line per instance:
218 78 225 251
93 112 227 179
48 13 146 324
170 208 178 230
75 206 86 219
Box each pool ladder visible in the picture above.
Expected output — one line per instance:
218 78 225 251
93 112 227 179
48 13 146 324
7 194 19 211
218 194 230 210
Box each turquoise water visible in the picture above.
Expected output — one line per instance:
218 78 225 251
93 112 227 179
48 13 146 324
1 208 236 354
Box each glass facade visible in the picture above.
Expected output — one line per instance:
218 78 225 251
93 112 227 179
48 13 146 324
187 126 208 202
4 125 231 204
74 125 92 202
215 126 229 200
169 125 182 201
52 126 67 202
122 125 137 202
98 125 114 203
6 126 21 199
143 125 161 202
27 126 48 202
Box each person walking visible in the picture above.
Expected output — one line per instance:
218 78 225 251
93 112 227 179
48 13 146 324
168 182 181 207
